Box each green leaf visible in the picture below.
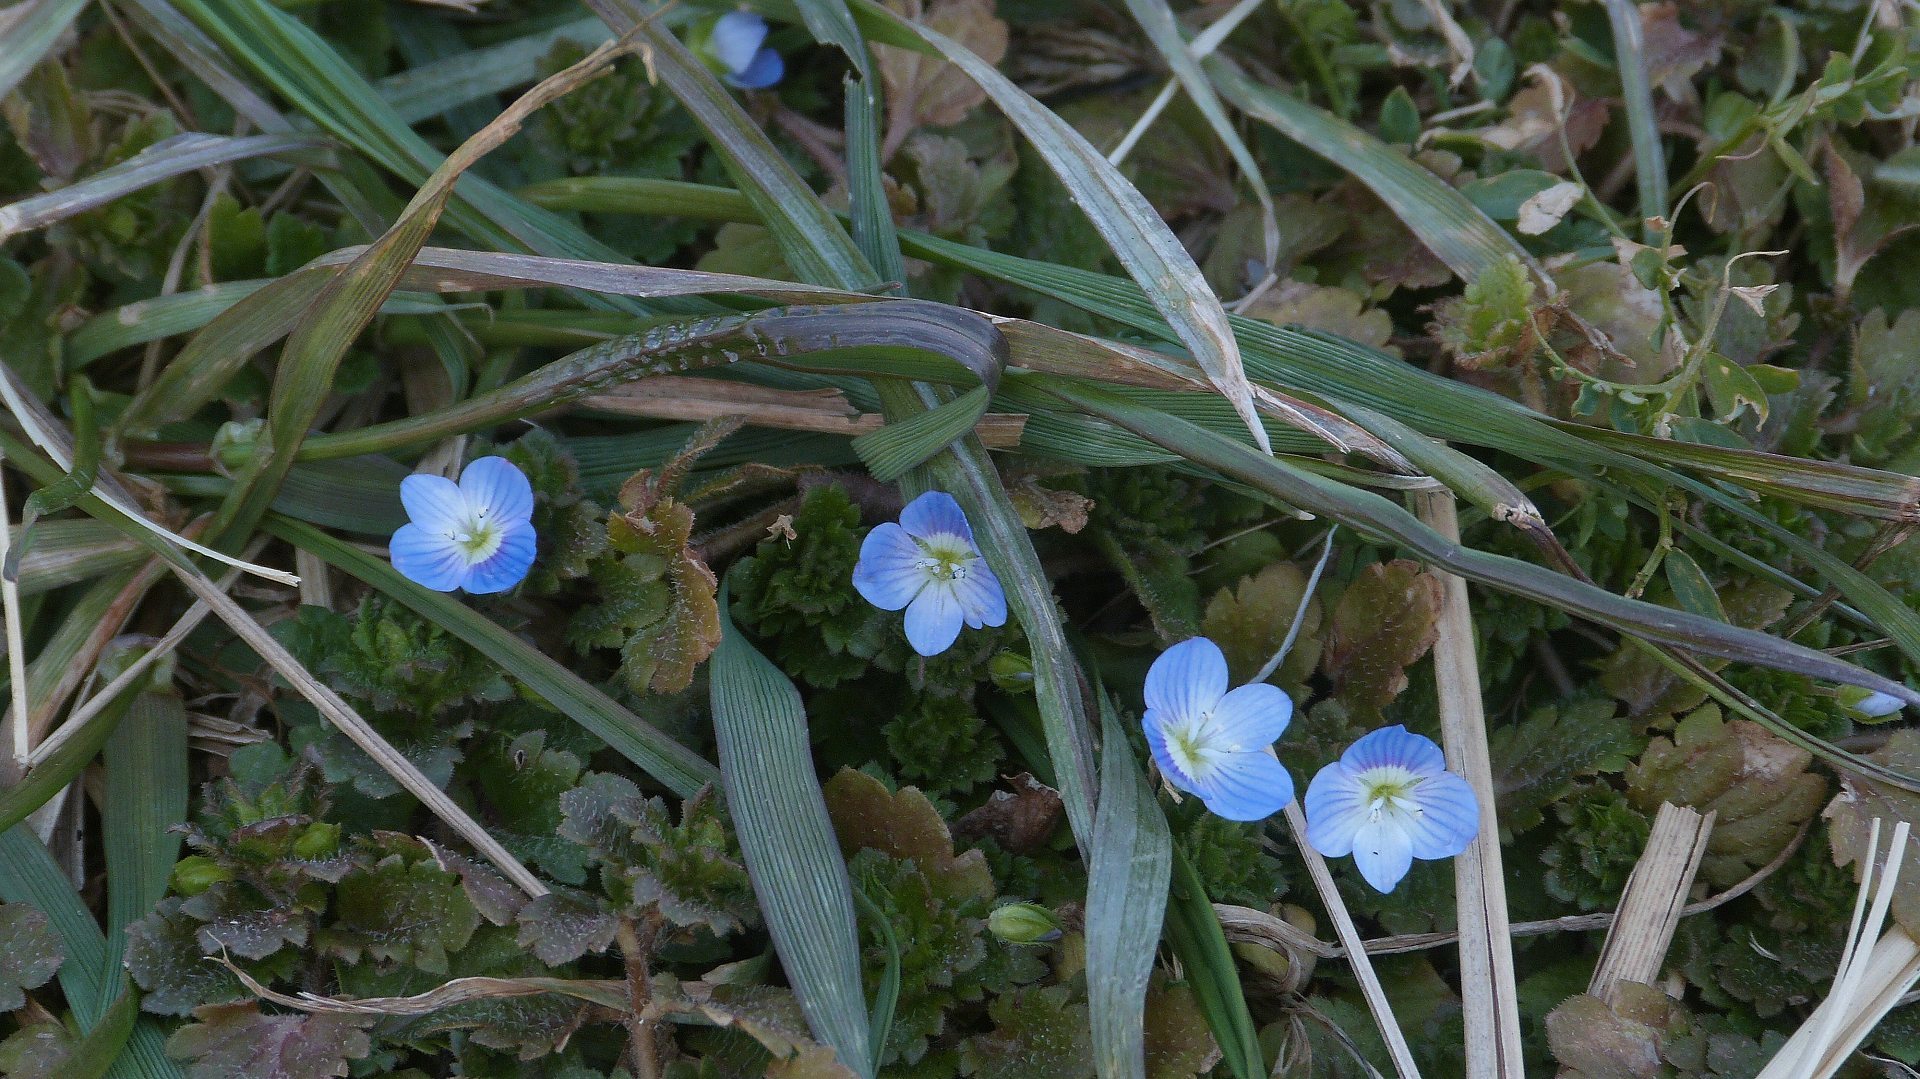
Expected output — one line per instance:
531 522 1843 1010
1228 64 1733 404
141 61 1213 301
711 583 874 1077
1084 703 1172 1079
165 1004 373 1079
267 516 720 797
0 902 64 1011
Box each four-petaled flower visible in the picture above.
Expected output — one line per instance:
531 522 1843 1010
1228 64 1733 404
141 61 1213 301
1142 637 1294 821
700 11 784 89
1304 725 1479 893
852 491 1006 657
390 457 537 595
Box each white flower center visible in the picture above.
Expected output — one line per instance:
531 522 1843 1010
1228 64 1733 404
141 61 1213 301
913 534 977 585
1164 704 1243 782
444 506 502 565
1355 765 1424 823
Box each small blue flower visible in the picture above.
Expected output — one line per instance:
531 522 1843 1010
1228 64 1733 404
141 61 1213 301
1141 637 1294 821
390 456 536 595
703 10 784 89
852 490 1006 657
1304 725 1479 893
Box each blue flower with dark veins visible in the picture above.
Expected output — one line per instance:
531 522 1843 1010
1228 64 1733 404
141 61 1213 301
852 490 1005 657
389 457 536 595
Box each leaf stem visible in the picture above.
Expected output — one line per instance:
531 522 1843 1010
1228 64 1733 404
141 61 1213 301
616 914 664 1079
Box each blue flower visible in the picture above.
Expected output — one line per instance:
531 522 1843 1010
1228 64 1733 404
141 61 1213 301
1304 725 1479 893
390 457 536 595
1141 637 1294 821
851 491 1006 657
702 10 784 89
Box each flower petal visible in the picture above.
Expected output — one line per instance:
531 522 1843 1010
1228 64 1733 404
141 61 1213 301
1850 687 1905 717
1342 724 1447 777
462 521 537 594
459 456 533 524
725 47 784 89
1144 637 1228 723
898 490 974 545
903 584 964 656
1144 710 1197 793
1351 815 1415 893
389 524 466 592
709 10 768 74
1403 770 1480 860
852 523 927 611
1191 749 1293 822
1303 761 1367 857
952 559 1006 629
1205 683 1292 749
400 473 467 534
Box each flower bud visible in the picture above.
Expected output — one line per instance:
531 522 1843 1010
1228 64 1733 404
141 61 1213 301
292 822 341 861
987 902 1060 944
988 652 1034 692
170 856 233 897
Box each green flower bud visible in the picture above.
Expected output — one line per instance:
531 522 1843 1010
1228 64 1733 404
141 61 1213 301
170 856 233 897
988 652 1035 692
292 822 341 861
987 902 1060 944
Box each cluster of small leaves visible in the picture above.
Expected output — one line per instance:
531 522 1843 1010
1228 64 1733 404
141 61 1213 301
825 770 1046 1068
512 774 758 969
567 469 722 695
883 692 1005 797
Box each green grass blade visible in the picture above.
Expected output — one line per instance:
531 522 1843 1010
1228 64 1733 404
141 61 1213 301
585 0 877 291
852 385 991 481
1165 851 1262 1079
0 828 180 1077
100 691 189 1013
267 517 719 797
1603 0 1668 236
711 585 873 1078
1208 58 1539 285
70 983 140 1079
10 520 144 597
0 133 322 242
855 0 1267 451
0 686 137 838
1084 702 1171 1079
0 0 89 100
1116 0 1276 277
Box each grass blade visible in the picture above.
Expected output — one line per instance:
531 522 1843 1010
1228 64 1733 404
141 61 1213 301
0 0 89 100
1207 59 1539 286
1165 850 1263 1079
268 517 720 797
585 0 877 291
710 585 873 1077
1084 701 1171 1079
0 133 323 242
100 690 189 1014
1044 377 1920 705
854 0 1267 451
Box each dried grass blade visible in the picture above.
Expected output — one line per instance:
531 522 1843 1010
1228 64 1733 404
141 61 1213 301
212 35 643 541
1587 803 1714 1005
1411 490 1523 1078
